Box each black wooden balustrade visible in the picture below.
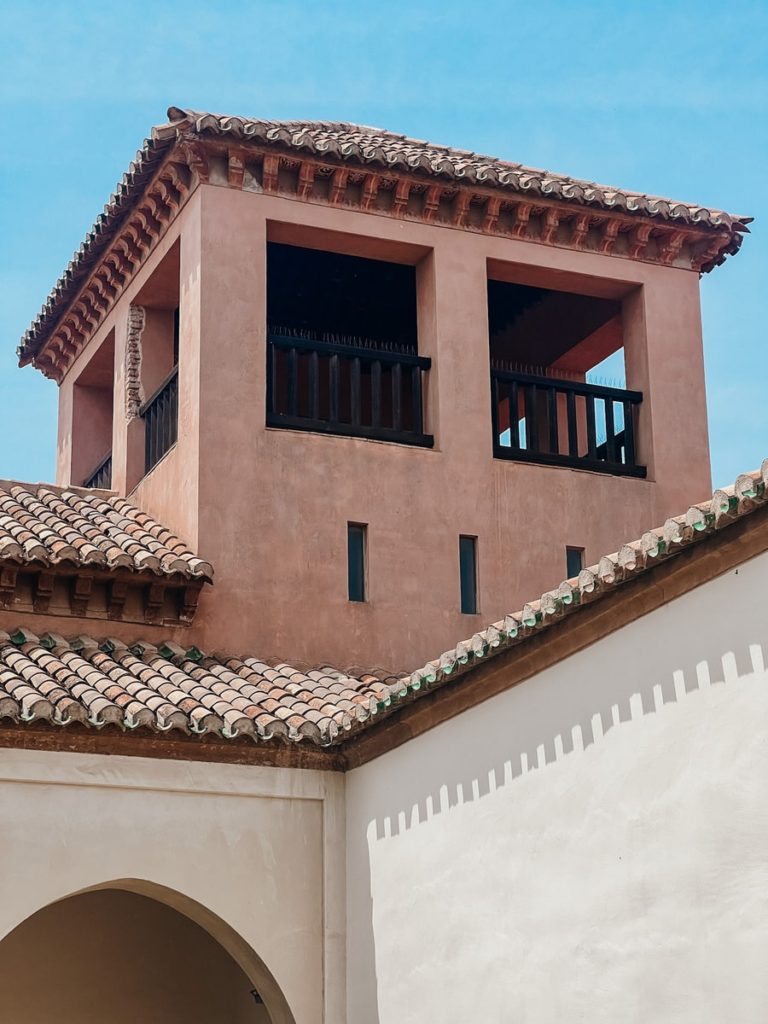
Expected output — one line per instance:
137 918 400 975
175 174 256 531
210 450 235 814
266 333 433 447
491 368 645 477
83 452 112 489
141 367 178 474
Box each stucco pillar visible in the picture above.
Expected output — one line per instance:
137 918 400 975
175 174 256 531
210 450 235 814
624 269 711 511
427 236 491 463
195 185 267 564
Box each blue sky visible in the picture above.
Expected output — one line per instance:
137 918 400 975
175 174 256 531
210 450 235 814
1 0 765 488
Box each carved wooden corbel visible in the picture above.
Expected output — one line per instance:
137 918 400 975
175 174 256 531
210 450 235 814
658 229 686 266
33 572 55 613
179 584 202 625
145 582 165 623
691 233 728 272
180 140 210 184
541 208 560 245
482 196 502 233
296 161 316 200
571 213 590 249
392 179 411 216
423 185 442 222
599 218 621 255
227 150 245 189
70 575 93 617
262 154 280 192
361 173 380 210
628 223 653 259
107 579 128 619
329 167 349 205
511 202 532 239
452 191 471 228
0 566 18 609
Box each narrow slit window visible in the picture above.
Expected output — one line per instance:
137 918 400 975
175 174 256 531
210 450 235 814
459 535 478 614
566 546 584 579
348 523 367 602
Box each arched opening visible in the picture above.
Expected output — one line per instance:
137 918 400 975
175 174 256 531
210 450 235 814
0 881 295 1024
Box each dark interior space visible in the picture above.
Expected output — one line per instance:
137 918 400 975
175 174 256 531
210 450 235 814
266 243 430 444
267 242 418 349
487 278 622 375
488 278 641 474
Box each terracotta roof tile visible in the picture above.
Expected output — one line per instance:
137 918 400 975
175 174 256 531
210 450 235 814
0 481 213 581
18 107 750 368
1 461 766 751
166 107 748 232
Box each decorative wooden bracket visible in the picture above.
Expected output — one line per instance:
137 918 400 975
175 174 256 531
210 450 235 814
262 154 280 193
297 162 316 199
0 566 18 609
33 572 55 613
511 202 532 239
361 173 380 210
658 229 686 266
70 575 94 617
180 584 202 625
227 150 245 189
392 179 411 216
329 168 349 205
108 579 129 620
145 582 165 624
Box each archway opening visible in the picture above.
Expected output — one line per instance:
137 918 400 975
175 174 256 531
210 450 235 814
0 888 277 1023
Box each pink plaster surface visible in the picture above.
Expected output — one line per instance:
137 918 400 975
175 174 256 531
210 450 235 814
55 185 712 671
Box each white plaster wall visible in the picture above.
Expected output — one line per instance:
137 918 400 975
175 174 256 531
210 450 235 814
347 551 768 1023
0 754 346 1024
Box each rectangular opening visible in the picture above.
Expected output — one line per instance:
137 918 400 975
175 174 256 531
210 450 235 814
348 523 367 603
266 242 432 447
73 330 115 488
459 535 478 615
566 546 585 579
136 243 181 476
488 272 644 477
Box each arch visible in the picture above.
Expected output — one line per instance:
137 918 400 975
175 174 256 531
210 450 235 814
0 878 297 1024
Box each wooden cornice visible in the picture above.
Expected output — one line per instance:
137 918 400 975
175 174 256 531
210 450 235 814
0 560 205 627
32 136 730 383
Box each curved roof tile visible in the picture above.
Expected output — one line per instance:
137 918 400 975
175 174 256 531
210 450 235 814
0 482 213 581
18 107 750 367
1 460 766 751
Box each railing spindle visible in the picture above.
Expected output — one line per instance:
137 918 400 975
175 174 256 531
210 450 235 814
329 354 339 423
509 381 519 448
411 364 422 436
566 390 578 456
585 395 597 458
310 350 320 420
351 357 361 426
622 400 635 466
525 385 538 452
547 387 559 455
392 362 402 432
371 360 382 428
288 347 299 416
605 399 616 463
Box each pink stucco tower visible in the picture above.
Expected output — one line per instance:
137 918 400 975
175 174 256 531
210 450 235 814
19 108 748 669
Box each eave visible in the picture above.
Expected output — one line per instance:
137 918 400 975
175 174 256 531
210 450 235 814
18 107 751 381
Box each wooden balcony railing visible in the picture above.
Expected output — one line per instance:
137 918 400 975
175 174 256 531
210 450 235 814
491 368 645 477
141 367 178 474
266 333 433 447
83 452 112 489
